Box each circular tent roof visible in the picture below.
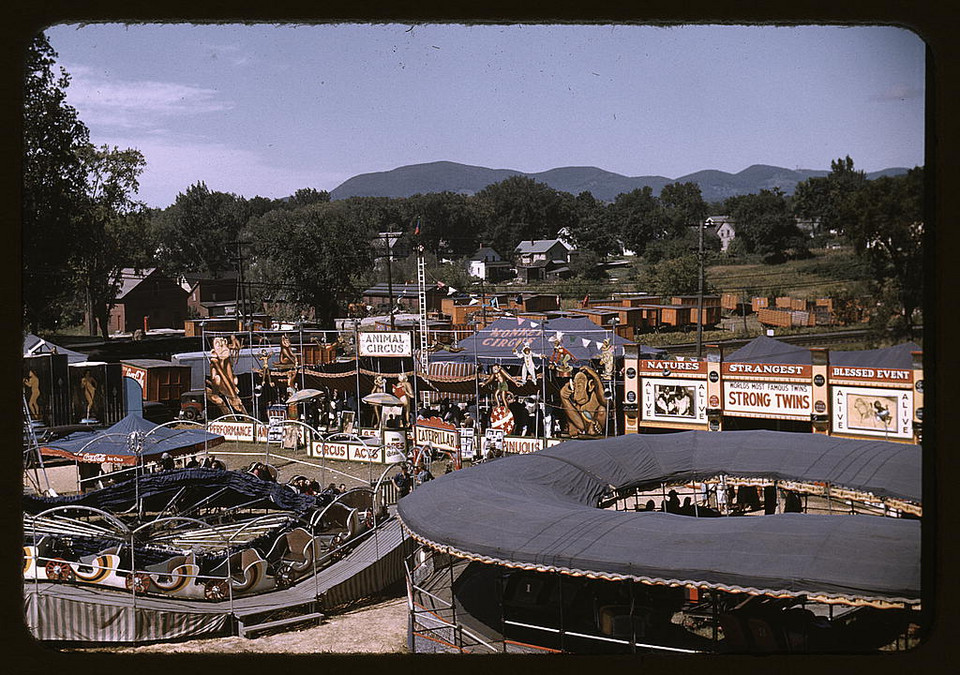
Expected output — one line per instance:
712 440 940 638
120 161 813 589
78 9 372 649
397 430 921 605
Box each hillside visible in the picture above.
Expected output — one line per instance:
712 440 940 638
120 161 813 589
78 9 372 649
329 161 910 202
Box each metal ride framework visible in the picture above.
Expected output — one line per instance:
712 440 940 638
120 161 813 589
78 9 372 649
23 415 409 643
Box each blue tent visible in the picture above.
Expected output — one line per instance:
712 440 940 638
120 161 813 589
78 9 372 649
429 316 663 365
39 414 224 465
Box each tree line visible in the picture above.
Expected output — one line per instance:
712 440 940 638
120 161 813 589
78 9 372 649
23 33 924 340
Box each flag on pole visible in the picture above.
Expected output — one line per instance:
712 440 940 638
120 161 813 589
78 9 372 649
580 294 589 308
414 217 421 236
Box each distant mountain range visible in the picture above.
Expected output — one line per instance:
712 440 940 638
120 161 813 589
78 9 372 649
329 160 910 203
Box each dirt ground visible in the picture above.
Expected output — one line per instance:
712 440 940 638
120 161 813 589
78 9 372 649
69 595 410 654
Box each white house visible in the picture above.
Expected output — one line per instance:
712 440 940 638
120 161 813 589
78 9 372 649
467 246 514 282
706 216 736 252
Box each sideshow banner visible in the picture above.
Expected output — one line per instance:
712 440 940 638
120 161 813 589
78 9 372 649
482 428 504 455
383 429 408 463
832 386 913 439
459 427 476 460
503 435 545 454
207 420 270 443
414 417 460 453
310 440 385 463
358 331 413 357
723 380 812 419
642 378 707 424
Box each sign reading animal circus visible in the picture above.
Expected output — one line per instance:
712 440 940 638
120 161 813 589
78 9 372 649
358 331 413 357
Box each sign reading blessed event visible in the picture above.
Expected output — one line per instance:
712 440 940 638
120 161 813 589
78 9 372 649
358 331 413 357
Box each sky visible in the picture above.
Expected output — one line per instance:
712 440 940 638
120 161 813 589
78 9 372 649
43 23 926 209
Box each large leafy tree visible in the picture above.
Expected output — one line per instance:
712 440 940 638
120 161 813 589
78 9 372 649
637 254 702 296
22 33 91 331
246 201 375 327
844 167 924 339
792 155 867 237
611 186 665 257
153 182 249 277
566 191 619 257
724 188 809 264
474 176 577 254
401 191 482 257
74 144 149 336
660 182 708 238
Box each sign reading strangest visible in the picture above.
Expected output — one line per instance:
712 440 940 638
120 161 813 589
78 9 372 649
358 331 413 357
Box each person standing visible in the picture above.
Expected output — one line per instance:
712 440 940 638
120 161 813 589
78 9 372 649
392 465 413 498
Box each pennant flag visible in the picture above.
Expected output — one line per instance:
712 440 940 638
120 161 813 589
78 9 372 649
469 296 480 306
581 338 591 348
437 281 446 288
580 294 590 308
530 322 539 328
595 341 604 350
446 286 457 296
490 296 499 308
516 316 523 325
414 217 421 236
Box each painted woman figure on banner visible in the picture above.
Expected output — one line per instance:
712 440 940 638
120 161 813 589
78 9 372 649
548 333 574 378
513 339 542 384
481 364 519 435
599 338 615 381
206 335 247 416
392 373 414 426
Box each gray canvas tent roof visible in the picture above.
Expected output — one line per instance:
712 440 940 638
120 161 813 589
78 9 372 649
427 316 663 364
398 430 920 604
39 414 224 465
23 333 87 364
725 336 921 368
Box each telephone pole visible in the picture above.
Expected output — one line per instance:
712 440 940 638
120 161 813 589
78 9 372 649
696 220 705 358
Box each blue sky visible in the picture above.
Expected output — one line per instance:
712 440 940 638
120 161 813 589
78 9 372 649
43 23 925 209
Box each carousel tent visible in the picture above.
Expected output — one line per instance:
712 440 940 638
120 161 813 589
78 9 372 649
398 430 921 604
38 414 224 465
427 316 662 365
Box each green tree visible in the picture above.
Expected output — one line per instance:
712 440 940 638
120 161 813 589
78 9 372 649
290 187 330 207
566 191 619 257
401 191 482 257
611 186 665 256
660 182 707 238
247 201 375 327
22 33 91 331
569 249 608 280
638 254 702 296
724 189 808 264
475 176 577 254
153 182 248 277
74 144 149 337
793 155 867 238
844 167 924 339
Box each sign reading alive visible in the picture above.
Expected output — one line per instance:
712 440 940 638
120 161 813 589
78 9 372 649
723 380 812 419
832 386 913 439
641 378 707 424
358 331 413 357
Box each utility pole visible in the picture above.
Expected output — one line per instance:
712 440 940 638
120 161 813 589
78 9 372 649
231 240 252 328
696 220 705 359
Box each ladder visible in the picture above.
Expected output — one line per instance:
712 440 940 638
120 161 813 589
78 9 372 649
416 246 429 372
22 394 51 493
